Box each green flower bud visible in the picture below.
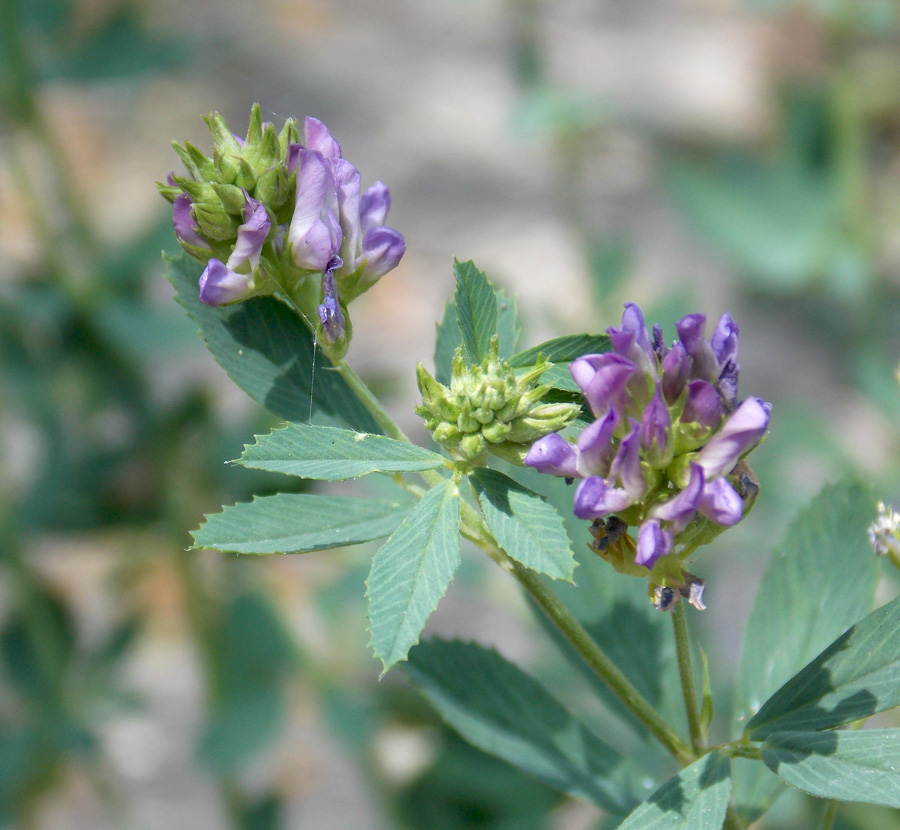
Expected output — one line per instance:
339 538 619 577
416 337 581 461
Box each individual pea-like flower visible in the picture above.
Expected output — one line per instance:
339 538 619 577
416 337 581 464
525 302 771 610
159 105 405 361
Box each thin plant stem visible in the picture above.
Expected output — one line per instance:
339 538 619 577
672 602 705 753
819 799 839 830
723 803 745 830
456 497 694 765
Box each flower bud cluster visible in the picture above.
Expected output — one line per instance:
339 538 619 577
417 338 581 463
159 105 405 359
525 303 771 609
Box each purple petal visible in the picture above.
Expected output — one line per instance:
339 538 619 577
199 259 253 306
640 386 670 457
360 181 391 233
288 149 341 272
359 227 406 283
682 380 724 429
635 520 673 568
651 463 703 527
677 313 717 381
569 353 635 418
607 302 654 375
660 342 690 405
610 419 646 501
697 397 771 478
524 434 579 477
698 477 743 526
226 197 270 270
304 117 341 159
332 158 362 267
575 408 617 476
710 313 739 368
573 477 633 519
317 264 345 343
286 143 301 173
652 323 668 361
173 194 210 249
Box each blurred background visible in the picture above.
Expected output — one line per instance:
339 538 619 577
2 0 900 827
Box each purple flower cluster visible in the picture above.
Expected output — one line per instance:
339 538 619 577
163 108 405 354
525 303 770 579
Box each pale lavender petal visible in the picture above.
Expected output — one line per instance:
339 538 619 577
332 158 362 268
359 227 406 283
682 380 723 428
226 197 270 270
524 434 579 477
661 342 690 404
635 520 673 568
199 259 253 306
360 181 391 233
173 194 210 249
697 397 771 478
608 302 654 375
651 463 703 526
304 117 341 159
569 353 635 418
576 408 617 476
698 477 743 526
285 143 301 173
288 149 340 272
573 477 633 519
710 313 739 368
610 419 646 501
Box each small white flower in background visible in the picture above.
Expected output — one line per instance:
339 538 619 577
868 501 900 558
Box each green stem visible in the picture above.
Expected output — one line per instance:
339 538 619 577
723 803 745 830
456 497 694 765
819 799 839 830
672 602 705 753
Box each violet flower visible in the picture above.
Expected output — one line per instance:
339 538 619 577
199 196 271 306
524 302 771 609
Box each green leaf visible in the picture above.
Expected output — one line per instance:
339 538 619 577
238 423 446 480
746 591 900 739
434 301 462 385
763 730 900 808
617 753 731 830
405 638 647 814
509 333 611 367
453 260 497 365
192 493 412 554
495 287 520 360
733 480 880 820
367 480 461 671
470 468 575 581
166 251 380 432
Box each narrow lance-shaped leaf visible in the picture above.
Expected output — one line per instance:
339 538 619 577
165 251 379 432
732 480 879 822
192 493 412 554
746 592 900 739
470 468 575 581
763 730 900 808
239 423 446 480
616 753 732 830
453 259 497 366
367 480 461 671
405 638 650 815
